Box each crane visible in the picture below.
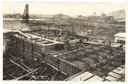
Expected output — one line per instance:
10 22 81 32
21 4 29 30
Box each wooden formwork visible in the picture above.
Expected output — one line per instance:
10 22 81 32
16 37 24 49
44 54 59 69
45 44 58 52
59 59 81 76
33 43 43 54
16 48 24 56
8 48 18 58
23 51 33 64
32 51 44 60
72 61 87 70
9 35 17 43
24 39 33 52
6 35 17 48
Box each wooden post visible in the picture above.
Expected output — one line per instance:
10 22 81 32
10 59 30 72
13 68 38 80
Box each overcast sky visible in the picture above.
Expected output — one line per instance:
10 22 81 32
3 3 126 16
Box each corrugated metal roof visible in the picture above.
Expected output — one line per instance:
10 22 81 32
105 76 117 81
69 72 94 81
86 76 104 81
114 33 125 37
108 72 121 79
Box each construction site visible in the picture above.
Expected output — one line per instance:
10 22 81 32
3 4 125 81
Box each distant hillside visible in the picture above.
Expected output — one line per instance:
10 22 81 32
53 13 72 20
3 13 53 19
108 10 125 20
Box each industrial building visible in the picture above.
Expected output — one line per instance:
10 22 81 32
114 33 125 44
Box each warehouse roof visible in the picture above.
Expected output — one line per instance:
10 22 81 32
69 72 94 81
114 33 125 38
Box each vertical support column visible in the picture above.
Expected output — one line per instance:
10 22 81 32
31 41 34 69
61 25 63 32
22 38 25 60
47 24 50 39
58 25 59 38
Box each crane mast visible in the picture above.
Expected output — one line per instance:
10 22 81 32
21 4 29 29
22 4 29 23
